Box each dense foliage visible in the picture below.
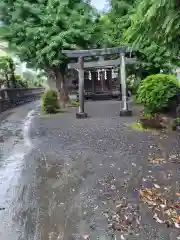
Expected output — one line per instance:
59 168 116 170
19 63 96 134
0 56 16 88
0 0 180 97
23 69 44 87
0 56 43 88
126 0 180 54
103 0 180 77
137 74 179 113
0 0 100 92
42 89 60 114
14 75 28 88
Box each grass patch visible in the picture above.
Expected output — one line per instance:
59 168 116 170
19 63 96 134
129 122 147 132
127 122 158 134
68 100 80 107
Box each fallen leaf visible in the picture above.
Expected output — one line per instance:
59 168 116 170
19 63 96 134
175 222 180 229
149 158 164 164
116 204 122 208
169 154 177 159
103 213 109 218
160 204 166 209
176 216 180 224
165 209 171 216
140 189 155 203
140 189 145 198
136 218 140 225
175 203 180 209
153 184 161 189
82 235 90 239
146 188 154 196
111 185 116 190
142 199 157 206
153 213 164 223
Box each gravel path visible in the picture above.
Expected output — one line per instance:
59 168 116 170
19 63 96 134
28 101 180 239
0 100 180 240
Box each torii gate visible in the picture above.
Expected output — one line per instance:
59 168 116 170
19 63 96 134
62 47 136 118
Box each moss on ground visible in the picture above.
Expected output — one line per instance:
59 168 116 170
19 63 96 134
127 122 159 135
130 122 146 131
68 100 80 107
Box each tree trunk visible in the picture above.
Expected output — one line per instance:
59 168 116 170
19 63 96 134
9 59 16 88
5 73 10 88
54 71 69 108
46 69 70 108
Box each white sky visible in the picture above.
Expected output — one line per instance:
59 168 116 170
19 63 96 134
91 0 107 11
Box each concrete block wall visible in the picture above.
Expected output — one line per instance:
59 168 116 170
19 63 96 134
0 88 44 113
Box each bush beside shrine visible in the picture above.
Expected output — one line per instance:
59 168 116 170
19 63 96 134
137 74 179 114
41 89 60 114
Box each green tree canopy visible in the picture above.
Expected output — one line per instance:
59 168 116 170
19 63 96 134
1 0 179 86
100 0 180 77
125 0 180 54
0 0 100 91
0 56 16 88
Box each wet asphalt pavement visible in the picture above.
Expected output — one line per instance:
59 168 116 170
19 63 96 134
0 100 180 240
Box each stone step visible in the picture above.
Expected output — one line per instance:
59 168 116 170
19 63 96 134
92 93 112 101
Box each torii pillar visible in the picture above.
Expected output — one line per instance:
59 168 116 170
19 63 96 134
76 56 88 118
119 52 132 116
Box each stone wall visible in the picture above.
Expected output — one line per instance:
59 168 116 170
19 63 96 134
0 88 44 113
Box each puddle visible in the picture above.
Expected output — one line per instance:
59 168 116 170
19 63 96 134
0 108 36 207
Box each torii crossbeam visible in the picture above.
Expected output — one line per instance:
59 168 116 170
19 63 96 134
68 58 137 69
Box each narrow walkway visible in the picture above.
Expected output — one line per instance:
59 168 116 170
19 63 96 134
0 101 40 240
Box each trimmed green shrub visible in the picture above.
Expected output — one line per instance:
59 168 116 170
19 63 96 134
137 74 180 113
172 118 180 131
15 75 28 88
41 89 60 114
